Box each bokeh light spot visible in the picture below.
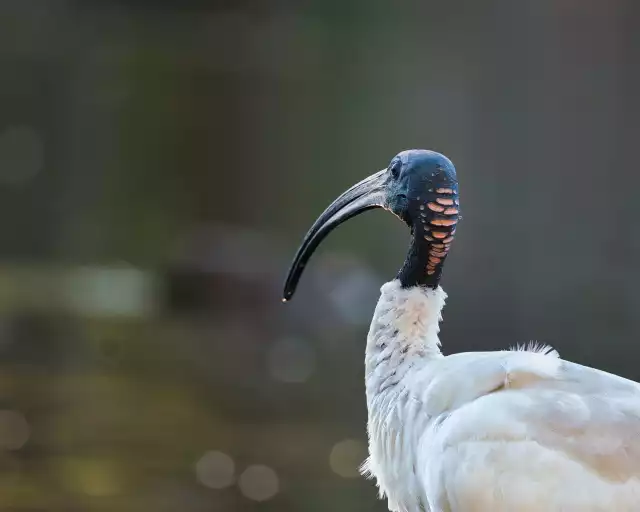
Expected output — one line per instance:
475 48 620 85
0 410 30 450
267 337 316 383
195 450 235 489
329 439 366 478
238 464 279 502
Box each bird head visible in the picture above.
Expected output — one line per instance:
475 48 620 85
283 149 459 301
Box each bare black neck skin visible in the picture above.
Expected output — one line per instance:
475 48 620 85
396 193 458 289
397 232 442 288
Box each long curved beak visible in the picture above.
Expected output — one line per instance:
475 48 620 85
282 169 387 301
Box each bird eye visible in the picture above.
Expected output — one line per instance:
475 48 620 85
389 160 401 179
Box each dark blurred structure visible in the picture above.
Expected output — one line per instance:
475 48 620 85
0 0 638 510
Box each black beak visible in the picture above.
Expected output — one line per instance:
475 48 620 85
282 169 387 301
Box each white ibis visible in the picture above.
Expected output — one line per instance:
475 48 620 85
283 149 640 511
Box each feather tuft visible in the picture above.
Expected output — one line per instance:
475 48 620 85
510 340 559 358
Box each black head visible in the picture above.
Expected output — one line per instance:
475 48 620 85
283 149 459 301
384 150 458 225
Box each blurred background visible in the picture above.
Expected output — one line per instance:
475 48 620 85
0 0 638 510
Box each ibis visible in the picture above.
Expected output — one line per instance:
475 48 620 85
283 149 640 511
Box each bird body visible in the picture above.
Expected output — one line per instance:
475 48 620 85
283 149 640 511
362 280 640 511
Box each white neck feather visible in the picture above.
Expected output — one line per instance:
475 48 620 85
365 280 447 395
361 280 447 510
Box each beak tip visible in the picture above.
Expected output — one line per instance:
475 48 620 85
282 287 294 302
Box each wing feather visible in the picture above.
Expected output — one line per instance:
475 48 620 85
415 350 640 510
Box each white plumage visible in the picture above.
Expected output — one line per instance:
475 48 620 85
362 280 640 511
282 149 640 511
